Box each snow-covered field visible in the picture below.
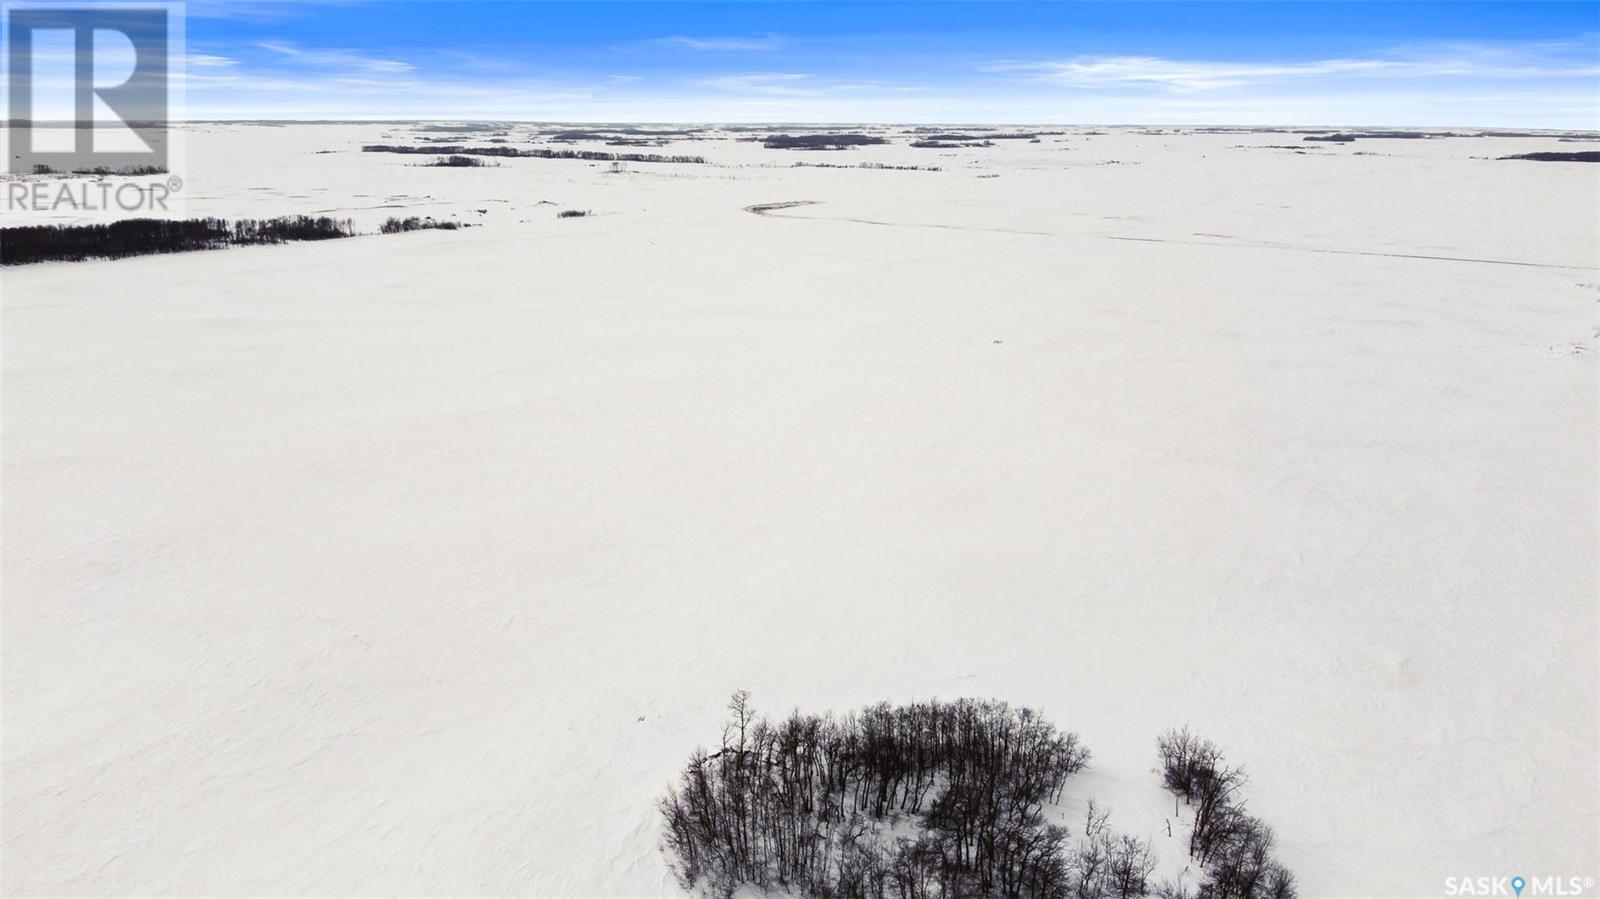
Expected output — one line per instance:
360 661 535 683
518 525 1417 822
3 124 1596 897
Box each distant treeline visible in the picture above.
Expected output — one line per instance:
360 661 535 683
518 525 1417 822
1499 151 1600 163
901 127 1064 136
423 155 495 167
909 132 1041 141
31 163 167 176
538 126 703 137
1310 131 1457 140
758 133 888 150
1 215 353 265
790 161 942 172
912 140 994 149
362 144 707 164
413 123 507 133
379 216 462 233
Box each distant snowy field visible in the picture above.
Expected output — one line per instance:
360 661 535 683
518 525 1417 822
3 124 1596 897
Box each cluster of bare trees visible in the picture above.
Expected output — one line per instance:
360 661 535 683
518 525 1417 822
379 216 462 233
362 144 708 164
1 215 354 265
1074 801 1159 899
788 162 942 172
513 146 709 164
424 155 495 167
230 216 357 244
661 693 1172 899
1155 729 1296 899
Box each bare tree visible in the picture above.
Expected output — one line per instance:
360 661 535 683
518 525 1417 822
1156 732 1296 899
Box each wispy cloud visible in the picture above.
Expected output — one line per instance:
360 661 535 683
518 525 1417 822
258 40 414 73
656 34 784 52
185 0 370 21
986 57 1385 91
987 41 1600 92
698 72 915 98
700 72 817 95
187 53 238 68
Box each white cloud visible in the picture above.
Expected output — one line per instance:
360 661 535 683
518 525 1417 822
257 40 414 73
987 57 1390 92
987 42 1600 92
657 35 784 52
700 72 818 95
697 73 916 98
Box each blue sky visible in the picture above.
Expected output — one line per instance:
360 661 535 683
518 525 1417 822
169 1 1600 125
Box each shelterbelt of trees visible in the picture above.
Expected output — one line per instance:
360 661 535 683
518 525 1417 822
1 215 462 265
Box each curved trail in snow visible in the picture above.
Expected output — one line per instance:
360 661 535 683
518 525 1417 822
742 200 1053 236
744 200 1593 271
1105 234 1596 272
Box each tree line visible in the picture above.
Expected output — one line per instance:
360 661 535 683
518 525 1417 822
911 140 995 149
1498 151 1600 163
789 162 942 172
905 133 1043 141
757 134 889 150
30 164 168 176
423 155 495 167
1 215 354 265
1 214 474 265
379 216 462 233
361 144 708 164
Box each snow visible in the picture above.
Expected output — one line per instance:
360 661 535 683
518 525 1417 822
3 124 1596 896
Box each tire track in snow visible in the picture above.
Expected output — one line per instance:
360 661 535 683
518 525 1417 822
1104 234 1595 271
743 200 1053 236
744 200 1594 271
